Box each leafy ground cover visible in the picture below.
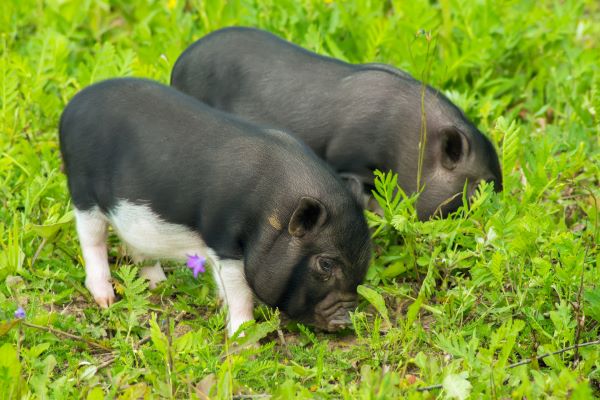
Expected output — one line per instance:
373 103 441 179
1 0 599 398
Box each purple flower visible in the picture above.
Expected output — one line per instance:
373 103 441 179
186 254 206 278
14 307 25 319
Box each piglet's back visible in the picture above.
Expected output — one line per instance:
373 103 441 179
59 78 350 228
61 80 243 216
60 78 267 171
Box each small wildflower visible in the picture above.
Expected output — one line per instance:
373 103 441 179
186 254 206 278
14 307 25 319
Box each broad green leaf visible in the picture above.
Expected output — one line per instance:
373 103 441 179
357 285 390 325
232 318 279 348
25 342 50 359
117 383 148 400
86 387 104 400
30 211 74 239
443 372 472 400
382 260 408 277
0 343 21 399
79 365 98 381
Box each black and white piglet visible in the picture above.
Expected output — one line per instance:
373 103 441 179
171 27 502 219
59 78 371 335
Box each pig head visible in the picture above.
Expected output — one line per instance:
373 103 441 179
246 195 371 331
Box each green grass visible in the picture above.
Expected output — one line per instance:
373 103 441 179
1 0 599 398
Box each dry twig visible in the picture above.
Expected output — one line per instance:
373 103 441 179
22 321 112 352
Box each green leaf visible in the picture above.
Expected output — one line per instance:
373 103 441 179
86 387 104 400
117 383 148 400
0 343 21 399
443 372 472 400
79 365 98 381
357 285 390 326
382 260 408 277
584 287 600 323
232 318 279 348
24 342 50 359
324 36 347 61
407 247 440 326
371 169 408 220
0 319 20 336
149 313 168 357
498 319 525 367
30 211 74 239
496 116 520 193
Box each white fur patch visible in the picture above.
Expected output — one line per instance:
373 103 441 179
74 201 255 335
108 201 214 262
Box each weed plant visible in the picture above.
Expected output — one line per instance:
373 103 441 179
0 0 599 398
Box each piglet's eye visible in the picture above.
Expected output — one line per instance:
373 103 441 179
317 257 334 274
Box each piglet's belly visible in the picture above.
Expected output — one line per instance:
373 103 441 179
107 200 215 262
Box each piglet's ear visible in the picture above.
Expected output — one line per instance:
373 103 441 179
441 127 469 170
288 197 328 237
340 173 367 208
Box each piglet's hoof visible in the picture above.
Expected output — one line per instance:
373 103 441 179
139 263 167 289
95 295 115 308
86 279 116 308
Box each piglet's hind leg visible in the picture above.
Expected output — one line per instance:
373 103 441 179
75 207 115 308
214 259 254 336
139 262 167 289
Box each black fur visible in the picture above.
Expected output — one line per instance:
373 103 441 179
59 78 371 329
171 26 502 219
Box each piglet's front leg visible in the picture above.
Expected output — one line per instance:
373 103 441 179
213 259 255 336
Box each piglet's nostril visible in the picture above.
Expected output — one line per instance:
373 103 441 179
312 292 360 332
325 309 354 331
328 317 352 331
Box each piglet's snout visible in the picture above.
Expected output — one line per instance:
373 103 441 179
314 291 358 332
